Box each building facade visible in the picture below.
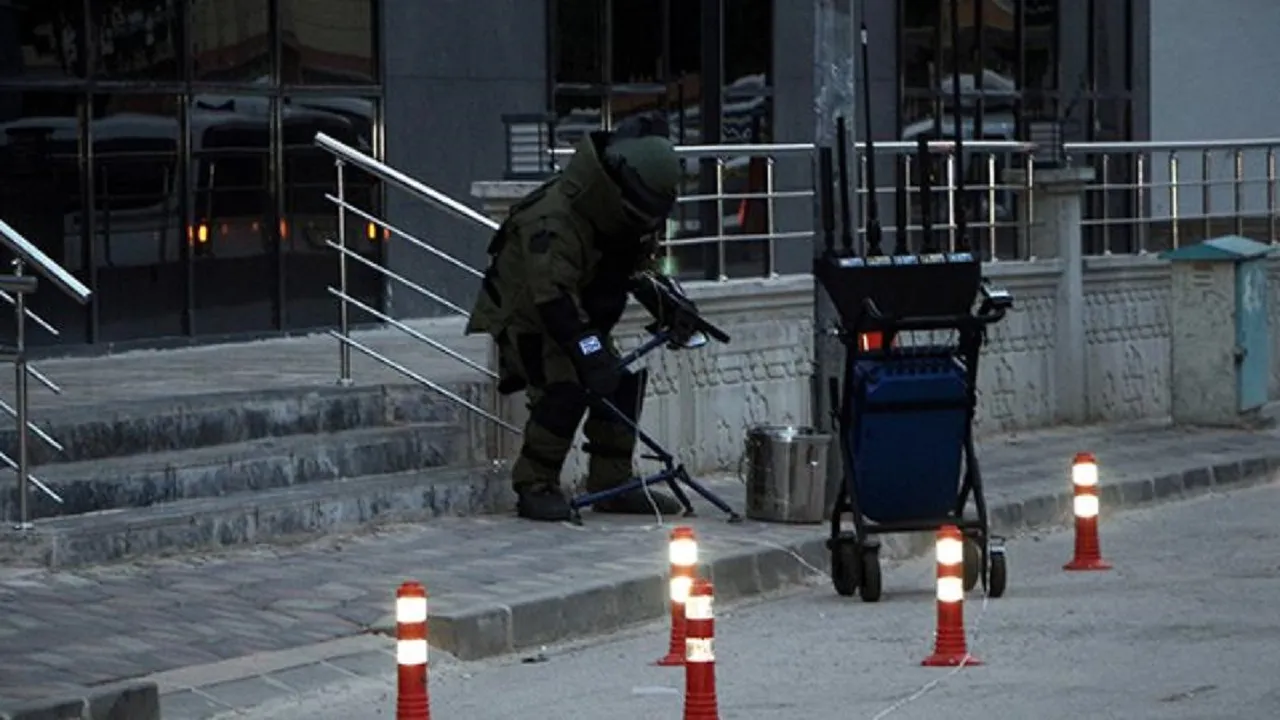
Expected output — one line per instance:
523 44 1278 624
3 0 1269 349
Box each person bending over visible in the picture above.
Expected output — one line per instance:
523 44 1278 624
466 123 686 522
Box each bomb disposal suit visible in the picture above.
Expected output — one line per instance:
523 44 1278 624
465 130 686 522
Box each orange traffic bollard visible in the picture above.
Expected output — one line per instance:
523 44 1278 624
922 525 981 667
396 582 431 720
657 526 699 666
682 578 719 720
1064 452 1112 571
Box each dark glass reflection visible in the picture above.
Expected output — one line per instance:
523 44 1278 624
553 0 604 88
188 0 270 84
0 0 87 82
280 0 376 85
281 95 381 330
90 93 186 341
89 0 182 81
610 0 662 85
189 93 275 334
552 91 602 151
723 0 771 87
0 91 89 346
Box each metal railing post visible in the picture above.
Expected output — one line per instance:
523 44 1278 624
336 158 352 386
12 258 30 529
715 157 727 281
765 156 778 277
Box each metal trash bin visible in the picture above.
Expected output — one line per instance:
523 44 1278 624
743 425 832 524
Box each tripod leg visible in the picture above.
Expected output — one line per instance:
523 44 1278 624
673 467 743 522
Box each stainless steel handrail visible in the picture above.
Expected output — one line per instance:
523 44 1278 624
0 220 88 528
0 219 92 304
314 131 524 441
315 132 499 233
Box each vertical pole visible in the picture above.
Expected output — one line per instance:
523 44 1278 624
12 259 30 529
812 0 858 510
336 159 352 386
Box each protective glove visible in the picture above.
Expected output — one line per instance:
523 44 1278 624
568 331 621 398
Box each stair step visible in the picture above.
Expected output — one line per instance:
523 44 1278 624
0 464 512 568
2 421 467 521
0 381 487 466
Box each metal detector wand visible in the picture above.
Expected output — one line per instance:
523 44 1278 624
859 23 883 257
948 0 970 253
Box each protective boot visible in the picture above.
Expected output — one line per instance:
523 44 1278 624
516 485 573 522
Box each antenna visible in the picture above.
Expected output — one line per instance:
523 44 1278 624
818 146 837 257
859 23 883 257
948 0 969 253
918 136 936 253
835 116 855 256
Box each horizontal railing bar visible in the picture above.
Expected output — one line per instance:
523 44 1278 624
1065 139 1280 153
0 396 62 453
324 194 484 279
0 290 60 336
329 330 521 435
315 132 500 233
0 448 62 504
325 240 471 318
327 287 497 380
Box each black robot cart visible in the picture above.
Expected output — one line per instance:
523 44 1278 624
812 14 1015 602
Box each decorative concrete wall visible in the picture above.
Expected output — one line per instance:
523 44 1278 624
472 181 1279 479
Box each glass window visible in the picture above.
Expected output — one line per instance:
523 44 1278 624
553 0 604 88
279 0 376 86
188 93 276 334
610 0 663 86
89 93 186 341
552 91 603 150
668 0 700 80
188 0 271 84
0 0 88 82
0 90 89 346
89 0 182 81
280 94 381 330
723 0 772 87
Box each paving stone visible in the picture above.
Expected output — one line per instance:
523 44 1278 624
156 690 227 720
324 650 396 679
266 662 357 694
196 677 289 710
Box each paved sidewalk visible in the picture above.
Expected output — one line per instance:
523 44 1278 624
0 420 1277 714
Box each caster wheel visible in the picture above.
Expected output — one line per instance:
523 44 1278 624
962 538 982 593
858 547 882 603
988 551 1008 598
830 537 861 597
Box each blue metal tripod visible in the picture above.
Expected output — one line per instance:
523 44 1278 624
569 329 743 523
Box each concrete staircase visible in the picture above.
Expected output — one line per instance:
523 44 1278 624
0 324 510 569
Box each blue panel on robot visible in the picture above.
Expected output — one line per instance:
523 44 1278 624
846 355 968 524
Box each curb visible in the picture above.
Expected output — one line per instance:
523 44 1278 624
0 681 158 720
409 452 1280 661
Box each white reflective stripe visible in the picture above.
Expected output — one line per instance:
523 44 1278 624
937 576 964 604
686 637 715 663
397 639 429 666
669 539 698 566
1072 462 1098 487
1074 494 1099 519
670 576 693 603
936 537 963 566
397 596 428 624
685 595 713 620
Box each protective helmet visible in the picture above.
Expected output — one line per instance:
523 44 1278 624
602 135 682 232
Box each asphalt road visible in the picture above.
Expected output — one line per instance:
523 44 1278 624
220 482 1280 720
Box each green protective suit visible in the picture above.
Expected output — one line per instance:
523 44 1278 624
465 131 672 494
